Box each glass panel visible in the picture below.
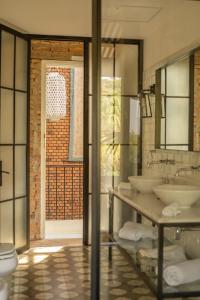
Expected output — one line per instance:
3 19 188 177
15 197 27 248
15 92 27 144
100 194 109 237
0 146 13 200
115 44 138 95
101 96 140 191
15 37 28 91
166 57 189 97
15 146 26 197
120 144 139 180
0 89 13 144
166 98 189 144
161 68 165 95
101 95 115 144
1 31 14 88
161 118 165 145
102 43 114 79
166 145 189 151
89 145 92 194
0 201 13 243
121 98 140 181
88 195 92 244
89 96 92 144
101 144 115 193
113 196 135 239
89 43 92 95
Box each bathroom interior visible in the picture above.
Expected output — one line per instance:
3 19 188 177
1 0 200 299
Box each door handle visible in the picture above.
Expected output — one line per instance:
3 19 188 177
0 170 10 174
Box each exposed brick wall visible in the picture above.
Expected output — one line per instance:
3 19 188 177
30 40 83 240
46 67 71 165
45 67 83 220
30 58 42 240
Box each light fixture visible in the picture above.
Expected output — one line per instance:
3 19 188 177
139 84 155 118
46 72 67 120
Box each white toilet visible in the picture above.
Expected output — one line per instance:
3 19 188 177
0 244 18 300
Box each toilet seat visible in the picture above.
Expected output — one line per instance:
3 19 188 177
0 244 15 256
0 251 16 260
0 244 16 260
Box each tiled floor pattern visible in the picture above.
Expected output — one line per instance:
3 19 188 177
9 245 156 300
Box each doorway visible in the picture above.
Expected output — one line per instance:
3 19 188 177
41 60 84 239
29 39 86 241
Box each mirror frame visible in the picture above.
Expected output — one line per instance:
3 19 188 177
155 54 195 151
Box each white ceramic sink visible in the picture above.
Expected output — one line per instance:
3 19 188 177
153 184 200 208
128 176 164 193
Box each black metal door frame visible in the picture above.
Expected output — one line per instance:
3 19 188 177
28 35 90 245
0 23 31 252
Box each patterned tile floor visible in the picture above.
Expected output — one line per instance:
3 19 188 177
9 245 156 300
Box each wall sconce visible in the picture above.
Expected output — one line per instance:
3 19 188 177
139 84 155 118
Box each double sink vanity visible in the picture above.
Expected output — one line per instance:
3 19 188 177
106 43 200 300
129 174 200 209
108 173 200 300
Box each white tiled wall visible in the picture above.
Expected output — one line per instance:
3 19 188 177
142 69 200 259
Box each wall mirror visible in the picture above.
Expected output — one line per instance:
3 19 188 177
155 50 200 152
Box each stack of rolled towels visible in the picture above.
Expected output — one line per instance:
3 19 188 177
163 258 200 286
119 222 200 286
139 244 200 286
139 244 186 263
118 221 158 241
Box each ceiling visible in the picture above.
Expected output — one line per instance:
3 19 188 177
0 0 199 37
0 0 198 36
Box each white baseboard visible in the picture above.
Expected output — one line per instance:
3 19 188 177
45 220 83 239
45 233 83 239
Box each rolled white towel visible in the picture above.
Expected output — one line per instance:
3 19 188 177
162 203 181 217
118 182 132 190
139 245 186 262
164 258 200 286
118 221 158 241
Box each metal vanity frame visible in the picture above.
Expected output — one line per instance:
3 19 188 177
108 188 200 300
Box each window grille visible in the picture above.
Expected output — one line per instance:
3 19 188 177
46 72 66 120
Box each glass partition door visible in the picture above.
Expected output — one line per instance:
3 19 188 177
88 41 142 242
0 26 29 251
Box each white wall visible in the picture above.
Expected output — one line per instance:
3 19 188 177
143 1 200 72
0 0 91 36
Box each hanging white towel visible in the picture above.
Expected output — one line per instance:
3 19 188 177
164 258 200 286
118 221 158 241
162 203 181 217
139 245 186 262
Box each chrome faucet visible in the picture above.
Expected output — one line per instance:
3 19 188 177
175 227 182 240
175 165 200 177
175 227 200 240
147 159 176 168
